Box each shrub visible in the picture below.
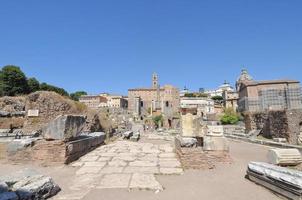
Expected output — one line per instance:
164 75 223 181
220 108 240 125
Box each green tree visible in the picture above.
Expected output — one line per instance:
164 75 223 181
220 108 240 125
196 93 208 98
1 65 29 96
211 95 224 101
40 82 69 96
27 77 40 93
70 91 87 101
184 93 195 97
153 114 164 128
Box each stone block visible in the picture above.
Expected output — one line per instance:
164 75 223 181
178 137 198 147
130 132 140 142
42 115 86 141
12 175 60 200
203 136 229 151
207 125 224 137
123 131 133 139
267 148 302 166
27 109 39 117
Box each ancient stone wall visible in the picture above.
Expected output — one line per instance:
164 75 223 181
244 109 302 145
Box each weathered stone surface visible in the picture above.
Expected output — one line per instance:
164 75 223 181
181 113 205 137
203 136 229 151
7 139 36 155
244 110 302 145
43 115 86 141
0 192 18 200
207 125 224 137
122 131 133 139
76 167 101 175
179 137 198 147
159 168 184 175
130 132 140 142
12 175 60 200
84 162 107 167
80 156 99 162
97 174 131 189
267 148 302 166
124 166 159 174
100 166 124 174
159 160 181 168
129 173 163 191
159 153 177 158
247 162 302 200
129 161 158 167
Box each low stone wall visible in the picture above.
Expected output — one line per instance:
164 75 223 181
65 133 106 163
5 133 106 165
244 109 302 145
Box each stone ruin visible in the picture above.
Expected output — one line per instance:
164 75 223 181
0 169 61 200
179 113 229 151
244 109 302 145
2 115 106 165
0 91 114 165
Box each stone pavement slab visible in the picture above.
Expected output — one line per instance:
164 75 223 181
68 138 183 194
129 173 163 191
96 174 131 189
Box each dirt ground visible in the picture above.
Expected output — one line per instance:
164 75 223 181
0 139 281 200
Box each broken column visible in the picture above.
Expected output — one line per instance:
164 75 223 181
203 125 229 151
247 161 302 200
267 148 302 166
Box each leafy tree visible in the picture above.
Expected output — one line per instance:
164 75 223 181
27 77 40 93
1 65 29 96
211 95 224 101
70 91 87 101
220 108 240 125
184 93 195 97
196 93 208 98
40 82 69 96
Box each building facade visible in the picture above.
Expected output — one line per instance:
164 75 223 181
205 81 235 97
237 69 302 112
128 73 180 117
79 93 128 109
180 97 215 117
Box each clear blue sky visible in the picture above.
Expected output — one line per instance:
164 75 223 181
0 0 301 95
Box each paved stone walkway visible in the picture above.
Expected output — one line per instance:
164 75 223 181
54 140 183 200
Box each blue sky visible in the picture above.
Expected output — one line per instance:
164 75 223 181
0 0 301 95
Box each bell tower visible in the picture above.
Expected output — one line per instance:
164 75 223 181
152 73 158 89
